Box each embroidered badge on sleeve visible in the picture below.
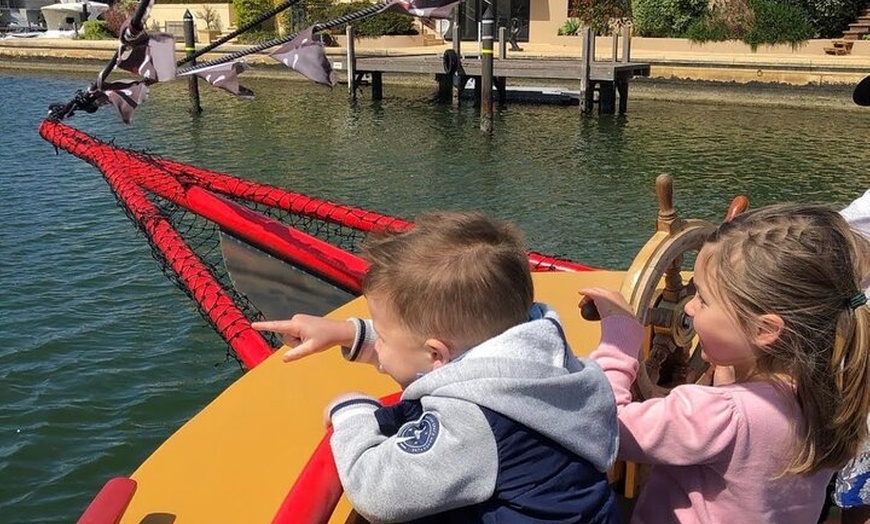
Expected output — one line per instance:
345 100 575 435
395 412 440 454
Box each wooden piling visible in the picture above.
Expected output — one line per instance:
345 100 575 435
371 72 383 100
579 26 593 114
480 2 494 133
183 10 201 115
498 27 507 59
621 24 631 63
346 26 356 100
452 7 461 104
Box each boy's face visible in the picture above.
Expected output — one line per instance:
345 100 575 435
368 294 439 388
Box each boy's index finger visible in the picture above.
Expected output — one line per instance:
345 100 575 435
251 320 293 331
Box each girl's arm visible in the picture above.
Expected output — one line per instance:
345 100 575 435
579 288 741 466
590 318 741 465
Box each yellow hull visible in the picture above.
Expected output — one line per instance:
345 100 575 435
120 270 626 523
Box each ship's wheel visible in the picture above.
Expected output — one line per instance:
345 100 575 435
615 174 747 498
619 174 748 400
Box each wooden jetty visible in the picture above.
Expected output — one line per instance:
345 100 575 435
337 26 650 115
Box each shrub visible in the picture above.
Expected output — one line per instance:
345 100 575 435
77 20 114 39
557 18 582 35
233 0 277 42
684 15 731 41
631 0 708 36
196 4 223 31
567 0 630 35
707 0 754 36
280 0 415 38
791 0 860 38
103 0 137 37
331 2 415 37
742 0 813 49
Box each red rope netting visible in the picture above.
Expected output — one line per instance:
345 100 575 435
39 120 594 368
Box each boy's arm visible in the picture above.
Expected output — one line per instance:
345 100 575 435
590 316 741 465
252 315 379 365
328 396 498 522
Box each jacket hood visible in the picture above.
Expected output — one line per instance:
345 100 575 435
402 304 618 472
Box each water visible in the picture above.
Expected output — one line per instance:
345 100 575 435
2 69 870 522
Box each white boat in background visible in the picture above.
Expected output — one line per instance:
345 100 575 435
40 0 107 31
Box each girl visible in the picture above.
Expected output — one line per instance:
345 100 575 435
582 203 870 524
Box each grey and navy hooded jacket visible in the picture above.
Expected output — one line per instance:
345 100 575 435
328 304 621 524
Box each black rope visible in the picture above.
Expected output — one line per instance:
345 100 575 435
176 0 304 67
178 1 389 75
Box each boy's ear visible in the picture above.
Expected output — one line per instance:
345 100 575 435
754 313 784 348
425 338 452 370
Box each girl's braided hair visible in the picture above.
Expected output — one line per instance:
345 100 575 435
706 204 870 475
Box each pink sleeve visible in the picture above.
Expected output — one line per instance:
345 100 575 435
590 317 742 465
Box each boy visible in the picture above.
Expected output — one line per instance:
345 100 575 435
255 211 622 523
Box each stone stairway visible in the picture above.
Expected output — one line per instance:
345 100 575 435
842 6 870 39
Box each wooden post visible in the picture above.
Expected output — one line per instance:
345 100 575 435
612 31 618 62
371 72 383 100
621 24 631 63
480 2 494 133
346 25 356 99
452 7 461 104
495 76 506 106
579 26 593 114
599 82 616 114
183 10 201 115
436 74 452 101
498 26 507 59
616 78 628 113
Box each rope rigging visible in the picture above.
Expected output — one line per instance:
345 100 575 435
47 0 459 123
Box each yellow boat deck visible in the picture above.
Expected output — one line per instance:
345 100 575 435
120 270 625 523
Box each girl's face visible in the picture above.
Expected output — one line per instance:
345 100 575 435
367 294 438 388
684 246 759 377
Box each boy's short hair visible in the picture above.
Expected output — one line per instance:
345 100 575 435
361 211 534 352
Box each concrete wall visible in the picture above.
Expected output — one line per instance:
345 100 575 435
334 34 430 48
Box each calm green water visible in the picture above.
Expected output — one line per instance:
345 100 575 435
2 69 870 522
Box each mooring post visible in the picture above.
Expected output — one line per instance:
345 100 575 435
183 10 202 115
452 6 461 104
480 2 494 133
579 26 593 114
346 25 356 100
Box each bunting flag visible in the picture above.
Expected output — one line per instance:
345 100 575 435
116 30 177 83
386 0 462 19
270 26 335 87
93 80 150 124
179 61 255 99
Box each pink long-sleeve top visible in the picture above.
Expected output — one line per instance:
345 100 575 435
591 316 834 524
